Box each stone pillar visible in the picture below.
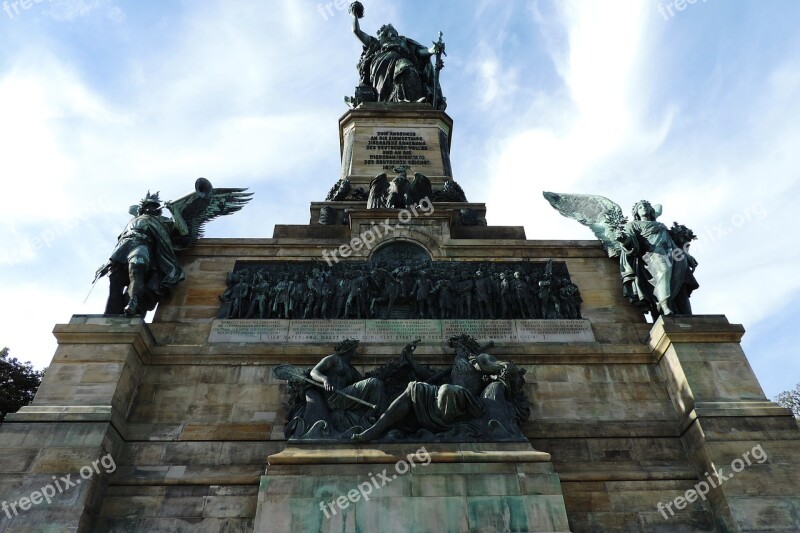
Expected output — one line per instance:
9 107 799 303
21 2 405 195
0 316 152 531
649 315 800 531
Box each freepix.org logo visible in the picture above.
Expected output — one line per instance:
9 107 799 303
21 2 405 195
319 447 431 519
3 0 52 20
656 444 767 520
322 198 435 266
2 453 116 518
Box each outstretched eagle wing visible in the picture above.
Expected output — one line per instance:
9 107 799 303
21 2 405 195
367 173 390 209
168 178 253 250
543 192 626 257
409 172 433 205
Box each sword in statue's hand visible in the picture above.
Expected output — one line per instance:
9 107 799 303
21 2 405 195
432 31 446 110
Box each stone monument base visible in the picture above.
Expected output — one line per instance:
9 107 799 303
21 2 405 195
256 443 571 532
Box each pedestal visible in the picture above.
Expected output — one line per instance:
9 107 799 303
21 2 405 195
255 443 571 533
339 103 454 191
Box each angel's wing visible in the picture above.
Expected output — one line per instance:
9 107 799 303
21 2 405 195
169 178 253 250
367 173 389 209
543 192 626 257
409 172 433 205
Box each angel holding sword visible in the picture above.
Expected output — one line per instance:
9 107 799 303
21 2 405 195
347 1 446 109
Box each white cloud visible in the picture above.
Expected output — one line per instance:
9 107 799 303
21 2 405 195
487 0 663 224
0 52 127 226
0 285 83 369
0 0 345 235
45 0 125 22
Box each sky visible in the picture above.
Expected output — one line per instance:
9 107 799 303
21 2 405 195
0 0 798 399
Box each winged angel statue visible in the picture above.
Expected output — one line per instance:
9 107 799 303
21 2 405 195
544 192 699 318
96 178 252 316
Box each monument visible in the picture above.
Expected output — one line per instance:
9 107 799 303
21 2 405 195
1 3 799 532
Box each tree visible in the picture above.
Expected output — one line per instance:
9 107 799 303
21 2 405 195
0 347 45 426
776 383 800 420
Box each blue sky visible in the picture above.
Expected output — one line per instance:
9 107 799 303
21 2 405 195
0 0 798 399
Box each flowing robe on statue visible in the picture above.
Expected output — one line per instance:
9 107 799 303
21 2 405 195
406 381 485 433
359 36 439 105
619 220 694 313
404 357 486 433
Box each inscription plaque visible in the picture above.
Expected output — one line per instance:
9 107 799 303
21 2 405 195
351 125 447 177
287 320 365 343
515 320 595 343
364 320 443 343
442 320 517 342
208 320 595 344
364 130 431 170
209 320 289 343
